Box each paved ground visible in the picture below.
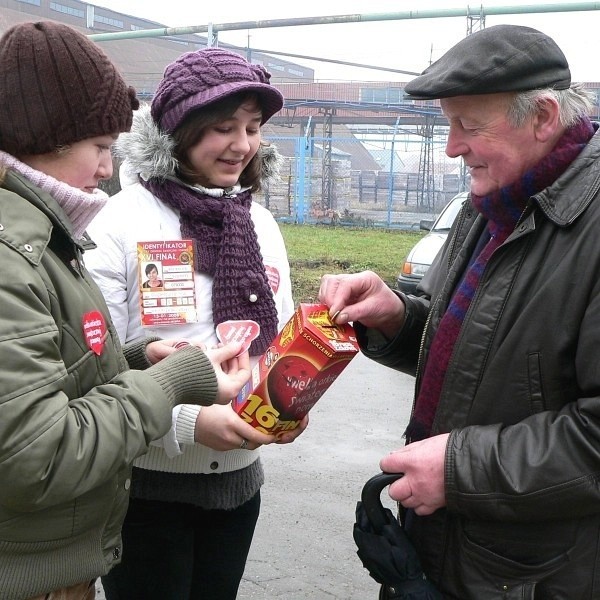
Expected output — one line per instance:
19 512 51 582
96 352 414 599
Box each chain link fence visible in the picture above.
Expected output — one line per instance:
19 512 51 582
256 133 469 228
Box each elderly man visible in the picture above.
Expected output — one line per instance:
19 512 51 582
320 25 600 599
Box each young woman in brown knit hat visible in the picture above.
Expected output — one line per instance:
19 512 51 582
85 47 308 600
0 22 254 600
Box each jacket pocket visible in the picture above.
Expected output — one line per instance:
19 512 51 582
0 474 119 542
527 352 546 414
451 524 569 599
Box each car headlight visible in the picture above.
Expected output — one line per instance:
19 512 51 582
401 262 430 277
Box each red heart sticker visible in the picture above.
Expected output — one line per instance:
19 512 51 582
265 265 280 294
216 320 261 355
82 310 106 356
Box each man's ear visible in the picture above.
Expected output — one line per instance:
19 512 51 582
533 96 561 143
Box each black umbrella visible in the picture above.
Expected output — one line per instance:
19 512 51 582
353 472 443 600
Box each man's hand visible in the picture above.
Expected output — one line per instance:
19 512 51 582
379 433 450 516
318 270 406 338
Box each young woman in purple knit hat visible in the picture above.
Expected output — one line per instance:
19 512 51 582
86 47 308 599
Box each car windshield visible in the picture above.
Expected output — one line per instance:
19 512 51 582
432 196 465 232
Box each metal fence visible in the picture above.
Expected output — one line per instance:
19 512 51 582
255 133 468 228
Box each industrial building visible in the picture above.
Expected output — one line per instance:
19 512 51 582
3 0 599 226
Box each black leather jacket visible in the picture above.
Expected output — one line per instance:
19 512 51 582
361 130 600 599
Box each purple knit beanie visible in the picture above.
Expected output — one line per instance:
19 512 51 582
0 21 139 156
151 47 284 133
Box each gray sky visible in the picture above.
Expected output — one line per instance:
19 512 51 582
93 0 600 83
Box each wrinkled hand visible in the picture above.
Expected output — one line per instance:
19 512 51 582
204 344 251 404
318 271 406 338
379 434 449 516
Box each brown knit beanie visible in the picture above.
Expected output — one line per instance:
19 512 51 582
0 21 139 156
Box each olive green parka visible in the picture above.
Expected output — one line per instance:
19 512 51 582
0 170 218 600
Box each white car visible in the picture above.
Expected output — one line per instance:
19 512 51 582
397 192 468 294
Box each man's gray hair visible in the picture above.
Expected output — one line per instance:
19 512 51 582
507 83 595 128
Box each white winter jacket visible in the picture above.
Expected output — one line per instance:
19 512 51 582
85 182 294 475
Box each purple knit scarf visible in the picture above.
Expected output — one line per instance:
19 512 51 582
142 177 278 356
405 117 596 442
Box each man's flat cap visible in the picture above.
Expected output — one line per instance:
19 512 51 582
404 24 571 100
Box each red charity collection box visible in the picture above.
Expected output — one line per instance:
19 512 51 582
233 303 359 437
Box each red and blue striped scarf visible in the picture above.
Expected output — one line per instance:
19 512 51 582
405 117 595 442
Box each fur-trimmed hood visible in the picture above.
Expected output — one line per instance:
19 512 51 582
115 103 283 187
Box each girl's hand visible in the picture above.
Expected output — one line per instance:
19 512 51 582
205 344 251 403
194 403 275 450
